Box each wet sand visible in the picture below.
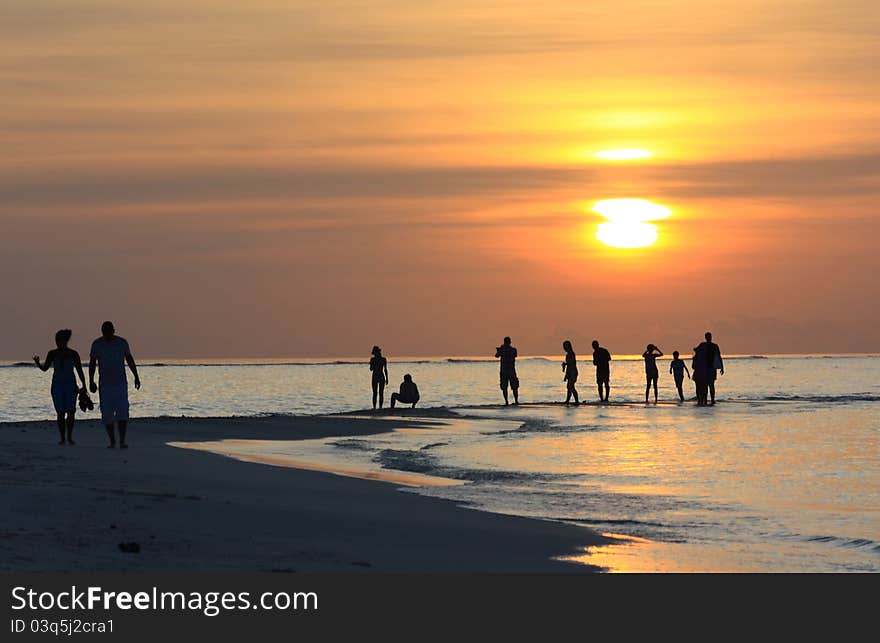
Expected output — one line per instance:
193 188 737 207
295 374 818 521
0 413 610 572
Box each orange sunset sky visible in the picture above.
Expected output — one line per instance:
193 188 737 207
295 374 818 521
2 1 878 358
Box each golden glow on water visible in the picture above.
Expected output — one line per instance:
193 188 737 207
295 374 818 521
595 148 652 160
563 535 763 573
158 388 880 572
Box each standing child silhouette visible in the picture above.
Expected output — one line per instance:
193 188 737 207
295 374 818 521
668 351 691 402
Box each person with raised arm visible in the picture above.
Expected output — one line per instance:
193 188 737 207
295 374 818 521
33 329 87 445
642 344 664 404
495 336 519 405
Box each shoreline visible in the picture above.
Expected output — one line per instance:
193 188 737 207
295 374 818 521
0 413 613 573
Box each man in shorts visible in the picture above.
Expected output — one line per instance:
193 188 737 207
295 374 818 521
495 336 519 405
89 321 141 448
591 340 612 402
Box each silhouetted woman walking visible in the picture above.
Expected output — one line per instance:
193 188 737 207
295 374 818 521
642 344 663 403
369 346 389 409
562 340 579 405
34 329 87 444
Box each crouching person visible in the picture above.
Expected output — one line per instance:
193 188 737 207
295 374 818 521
390 374 420 408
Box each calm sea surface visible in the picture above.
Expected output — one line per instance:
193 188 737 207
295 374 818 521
4 355 878 571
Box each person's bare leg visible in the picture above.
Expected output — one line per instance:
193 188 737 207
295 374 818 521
597 383 603 401
645 382 650 403
372 382 378 409
502 386 509 406
56 413 66 444
118 421 128 448
512 386 519 405
106 423 116 447
653 378 659 403
66 411 76 444
573 386 579 405
378 383 385 409
709 382 716 405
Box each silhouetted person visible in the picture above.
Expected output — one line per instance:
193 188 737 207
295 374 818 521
369 346 389 409
390 373 420 408
33 329 87 445
669 350 691 402
591 340 612 401
696 331 724 404
562 340 579 405
642 344 663 404
89 321 140 448
692 343 710 406
495 336 519 405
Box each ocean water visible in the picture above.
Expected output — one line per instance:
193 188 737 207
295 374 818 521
4 355 879 572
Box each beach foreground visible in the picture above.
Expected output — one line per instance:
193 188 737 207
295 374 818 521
0 414 610 573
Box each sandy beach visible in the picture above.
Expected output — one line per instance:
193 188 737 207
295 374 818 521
0 413 610 573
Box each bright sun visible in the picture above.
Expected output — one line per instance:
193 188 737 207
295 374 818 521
596 221 659 248
591 199 671 248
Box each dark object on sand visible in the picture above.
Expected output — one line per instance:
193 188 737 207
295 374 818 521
78 388 94 412
118 542 140 554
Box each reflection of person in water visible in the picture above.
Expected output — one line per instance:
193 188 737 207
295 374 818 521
390 374 420 408
369 346 389 409
495 336 519 405
562 340 579 405
642 344 663 404
34 329 87 445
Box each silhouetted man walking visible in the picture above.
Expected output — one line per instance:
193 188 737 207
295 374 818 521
592 340 612 401
495 337 519 405
89 321 140 448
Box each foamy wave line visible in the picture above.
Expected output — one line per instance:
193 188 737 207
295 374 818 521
375 448 568 482
756 394 880 404
803 535 880 553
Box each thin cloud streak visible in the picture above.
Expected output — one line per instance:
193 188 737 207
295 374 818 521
3 154 880 210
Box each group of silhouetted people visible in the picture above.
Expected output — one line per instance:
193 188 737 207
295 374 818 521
369 346 420 409
367 332 723 409
637 336 722 405
493 337 614 407
34 321 140 447
557 339 613 404
33 325 724 447
559 334 721 406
